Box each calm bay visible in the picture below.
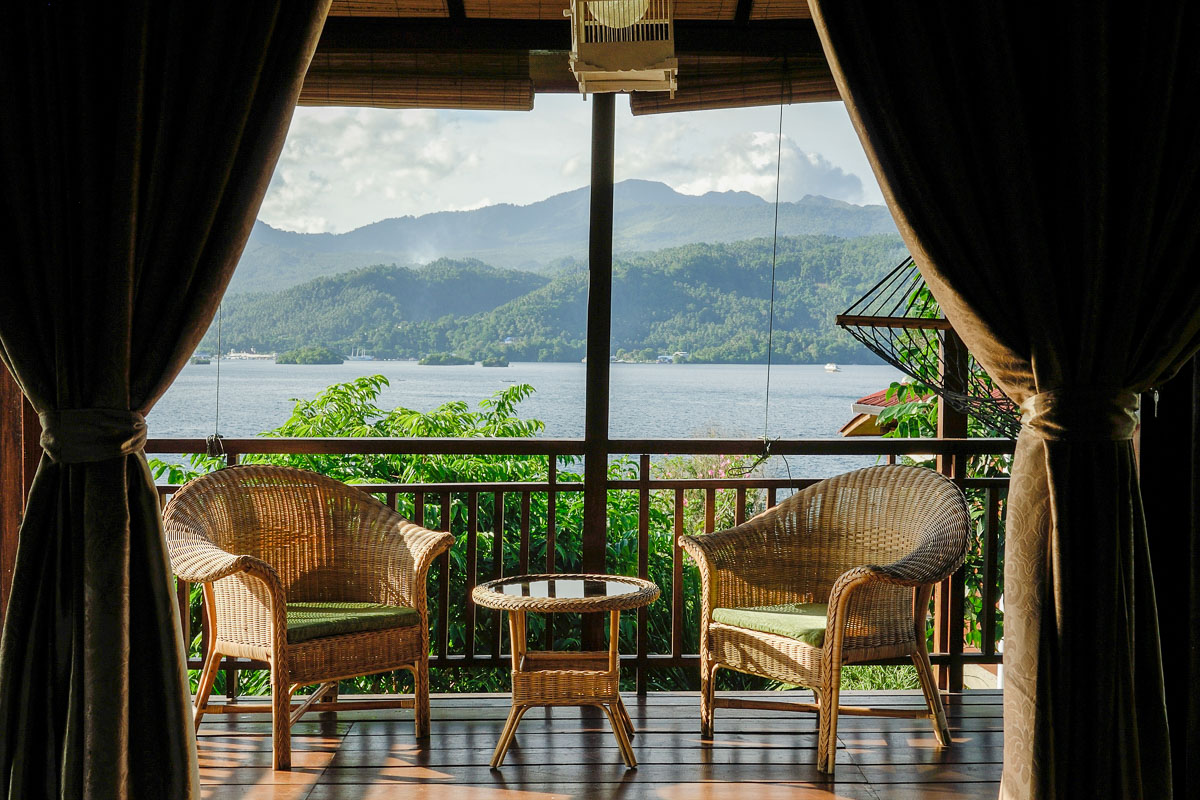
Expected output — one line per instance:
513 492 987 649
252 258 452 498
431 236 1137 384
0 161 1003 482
149 361 902 478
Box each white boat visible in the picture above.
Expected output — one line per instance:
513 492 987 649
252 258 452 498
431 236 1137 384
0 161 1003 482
346 347 375 362
825 363 841 372
226 350 276 361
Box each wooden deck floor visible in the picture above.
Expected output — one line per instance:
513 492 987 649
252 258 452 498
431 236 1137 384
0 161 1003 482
197 690 1003 800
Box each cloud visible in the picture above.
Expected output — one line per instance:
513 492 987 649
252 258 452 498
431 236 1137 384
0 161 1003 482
620 127 865 205
256 98 879 234
259 108 472 232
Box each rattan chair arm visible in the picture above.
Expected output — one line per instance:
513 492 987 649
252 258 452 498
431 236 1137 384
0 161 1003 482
168 532 278 586
375 518 455 609
679 518 813 611
863 525 968 588
677 534 717 618
677 515 778 571
822 547 962 656
208 559 288 656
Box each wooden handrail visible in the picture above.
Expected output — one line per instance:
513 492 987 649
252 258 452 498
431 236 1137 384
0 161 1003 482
145 435 1014 457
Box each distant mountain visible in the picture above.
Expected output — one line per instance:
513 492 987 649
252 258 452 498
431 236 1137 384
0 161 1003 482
206 259 549 355
229 180 897 294
204 234 906 365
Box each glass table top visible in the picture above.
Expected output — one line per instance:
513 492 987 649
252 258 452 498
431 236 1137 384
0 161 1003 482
490 577 645 599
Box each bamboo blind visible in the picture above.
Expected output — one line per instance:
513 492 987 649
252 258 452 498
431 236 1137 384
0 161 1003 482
461 0 565 20
300 51 534 111
672 0 737 19
328 0 449 16
628 55 838 115
326 0 811 20
749 0 811 20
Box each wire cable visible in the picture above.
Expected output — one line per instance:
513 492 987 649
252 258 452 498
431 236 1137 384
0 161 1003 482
206 304 225 458
730 99 786 479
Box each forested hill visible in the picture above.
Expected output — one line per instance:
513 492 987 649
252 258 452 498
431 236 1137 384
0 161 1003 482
232 179 897 294
202 234 906 364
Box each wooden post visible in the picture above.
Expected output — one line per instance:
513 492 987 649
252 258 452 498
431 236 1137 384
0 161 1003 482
934 328 968 691
0 362 41 626
583 93 615 650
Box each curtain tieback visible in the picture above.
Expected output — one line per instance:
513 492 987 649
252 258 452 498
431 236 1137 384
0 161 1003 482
39 408 148 464
1019 388 1139 441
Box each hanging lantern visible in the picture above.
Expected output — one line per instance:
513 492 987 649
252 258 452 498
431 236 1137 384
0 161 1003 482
564 0 677 95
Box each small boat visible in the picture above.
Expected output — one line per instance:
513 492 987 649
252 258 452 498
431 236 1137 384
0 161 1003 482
346 347 375 362
825 363 841 372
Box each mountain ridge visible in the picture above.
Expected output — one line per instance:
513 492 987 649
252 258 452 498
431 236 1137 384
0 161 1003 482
232 180 897 294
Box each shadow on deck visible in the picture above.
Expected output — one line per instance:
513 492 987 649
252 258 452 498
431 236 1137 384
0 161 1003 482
197 690 1003 799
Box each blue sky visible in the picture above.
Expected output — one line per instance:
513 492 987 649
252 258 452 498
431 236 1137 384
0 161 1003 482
258 95 885 234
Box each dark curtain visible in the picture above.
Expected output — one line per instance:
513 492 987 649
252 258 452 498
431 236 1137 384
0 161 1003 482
0 3 329 797
808 3 1200 798
1139 364 1200 799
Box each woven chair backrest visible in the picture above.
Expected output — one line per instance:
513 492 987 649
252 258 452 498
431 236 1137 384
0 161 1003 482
747 465 966 601
166 465 396 602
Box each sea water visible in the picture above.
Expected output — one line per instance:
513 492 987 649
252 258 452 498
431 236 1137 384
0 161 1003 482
148 361 902 478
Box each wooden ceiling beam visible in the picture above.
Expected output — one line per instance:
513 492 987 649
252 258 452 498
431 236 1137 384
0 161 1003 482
734 0 753 25
317 16 824 57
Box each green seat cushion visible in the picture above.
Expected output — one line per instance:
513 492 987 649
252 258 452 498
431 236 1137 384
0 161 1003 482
286 602 419 645
712 602 829 648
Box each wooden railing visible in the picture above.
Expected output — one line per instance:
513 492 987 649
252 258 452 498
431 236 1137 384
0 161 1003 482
148 436 1014 698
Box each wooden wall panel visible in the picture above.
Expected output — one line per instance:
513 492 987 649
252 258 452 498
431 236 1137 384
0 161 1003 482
0 363 29 624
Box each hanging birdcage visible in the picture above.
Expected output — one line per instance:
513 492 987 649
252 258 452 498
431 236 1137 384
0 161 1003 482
836 257 1021 438
564 0 678 95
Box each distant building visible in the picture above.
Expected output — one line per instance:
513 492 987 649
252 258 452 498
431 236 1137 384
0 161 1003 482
656 355 673 363
839 386 929 436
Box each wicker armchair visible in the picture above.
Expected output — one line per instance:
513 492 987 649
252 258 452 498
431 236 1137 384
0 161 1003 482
679 464 970 773
163 465 453 770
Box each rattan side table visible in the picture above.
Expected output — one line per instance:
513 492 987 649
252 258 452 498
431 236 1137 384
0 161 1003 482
471 573 660 768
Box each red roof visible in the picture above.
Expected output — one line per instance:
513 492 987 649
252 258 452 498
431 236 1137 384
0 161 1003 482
853 385 1010 415
852 386 931 413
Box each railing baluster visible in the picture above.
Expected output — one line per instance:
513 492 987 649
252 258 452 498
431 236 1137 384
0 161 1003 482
493 491 504 661
982 487 1000 657
224 656 239 701
948 563 966 692
637 454 650 695
672 488 684 660
705 487 716 533
466 491 479 661
546 457 557 573
933 577 951 690
176 578 190 655
519 491 531 574
544 458 557 651
439 492 452 661
735 487 746 525
767 487 777 509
